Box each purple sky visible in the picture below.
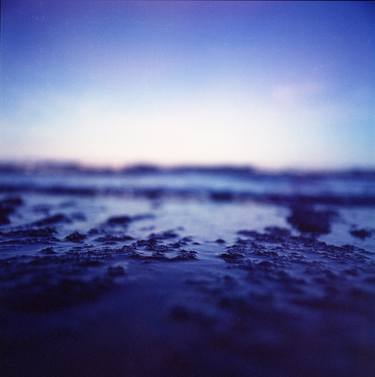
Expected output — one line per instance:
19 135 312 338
1 1 374 168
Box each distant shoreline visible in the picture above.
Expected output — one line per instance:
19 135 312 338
0 160 374 179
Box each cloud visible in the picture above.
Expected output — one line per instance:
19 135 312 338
272 81 324 104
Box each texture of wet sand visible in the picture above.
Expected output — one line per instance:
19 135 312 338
0 167 374 377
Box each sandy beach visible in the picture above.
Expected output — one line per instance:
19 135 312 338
0 165 374 377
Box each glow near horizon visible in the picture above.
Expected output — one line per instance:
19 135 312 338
1 1 374 168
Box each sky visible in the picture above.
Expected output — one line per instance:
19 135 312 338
1 1 374 169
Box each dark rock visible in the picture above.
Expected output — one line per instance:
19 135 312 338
148 230 178 240
219 252 244 263
350 228 371 240
32 213 71 226
0 196 24 224
172 250 197 261
106 213 154 226
106 215 132 225
215 238 226 244
95 234 134 243
65 231 86 242
287 205 337 235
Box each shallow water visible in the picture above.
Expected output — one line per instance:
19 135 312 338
1 167 374 377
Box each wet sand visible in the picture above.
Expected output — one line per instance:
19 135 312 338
0 165 374 377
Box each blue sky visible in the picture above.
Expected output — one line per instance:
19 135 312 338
1 1 374 168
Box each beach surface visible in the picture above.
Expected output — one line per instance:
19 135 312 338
1 164 374 377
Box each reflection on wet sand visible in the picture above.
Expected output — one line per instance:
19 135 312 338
1 166 374 377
